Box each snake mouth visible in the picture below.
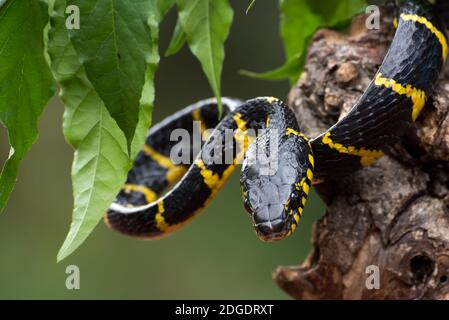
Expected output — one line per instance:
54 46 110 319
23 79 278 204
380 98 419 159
254 219 291 242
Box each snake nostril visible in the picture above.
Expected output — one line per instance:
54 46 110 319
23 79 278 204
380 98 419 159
257 223 272 236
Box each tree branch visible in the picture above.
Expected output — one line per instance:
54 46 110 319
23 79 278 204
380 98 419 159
274 8 449 300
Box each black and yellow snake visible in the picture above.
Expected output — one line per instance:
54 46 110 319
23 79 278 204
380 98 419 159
105 0 447 242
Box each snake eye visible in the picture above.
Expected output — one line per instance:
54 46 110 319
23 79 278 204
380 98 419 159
289 190 303 210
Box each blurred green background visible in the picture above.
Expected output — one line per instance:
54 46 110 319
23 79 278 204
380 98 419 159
0 0 325 299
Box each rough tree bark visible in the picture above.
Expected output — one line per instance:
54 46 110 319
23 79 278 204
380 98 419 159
274 8 449 300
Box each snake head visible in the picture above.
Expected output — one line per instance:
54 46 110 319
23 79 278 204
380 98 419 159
240 126 313 242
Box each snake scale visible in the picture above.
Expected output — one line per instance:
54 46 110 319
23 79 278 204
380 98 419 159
105 0 447 242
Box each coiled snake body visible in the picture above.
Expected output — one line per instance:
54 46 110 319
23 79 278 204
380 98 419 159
106 0 447 241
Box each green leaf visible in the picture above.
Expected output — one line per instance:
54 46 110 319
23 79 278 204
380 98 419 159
66 0 159 150
282 0 366 82
240 53 304 81
0 0 55 212
131 0 170 158
165 17 187 57
280 0 319 67
46 0 129 262
306 0 368 26
46 0 165 261
130 0 174 157
176 0 233 113
245 0 366 83
157 0 175 17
